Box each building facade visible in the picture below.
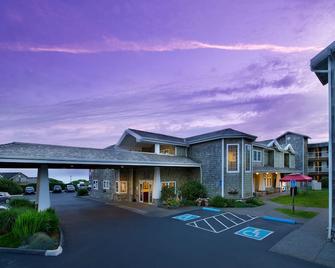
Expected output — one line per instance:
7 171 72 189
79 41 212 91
308 142 329 182
90 128 312 204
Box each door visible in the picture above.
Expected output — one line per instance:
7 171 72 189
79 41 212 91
139 180 153 203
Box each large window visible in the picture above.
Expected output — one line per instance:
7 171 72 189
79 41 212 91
227 144 239 172
284 153 290 168
245 144 251 172
93 180 98 190
103 180 110 190
160 144 176 155
161 181 176 193
116 181 127 194
253 150 262 162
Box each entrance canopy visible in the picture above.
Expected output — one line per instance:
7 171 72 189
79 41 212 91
280 174 312 182
0 142 200 169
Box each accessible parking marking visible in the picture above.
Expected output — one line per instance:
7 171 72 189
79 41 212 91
186 212 258 233
234 226 273 241
173 214 201 221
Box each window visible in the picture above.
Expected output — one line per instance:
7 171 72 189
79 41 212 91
103 180 110 190
253 150 262 162
161 181 176 193
93 180 98 190
160 144 176 155
227 144 239 172
284 153 289 168
245 144 251 172
116 181 127 194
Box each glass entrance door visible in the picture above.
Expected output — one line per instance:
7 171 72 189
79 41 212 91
139 180 153 203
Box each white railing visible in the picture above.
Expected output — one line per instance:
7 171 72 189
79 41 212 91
308 152 328 158
308 167 329 173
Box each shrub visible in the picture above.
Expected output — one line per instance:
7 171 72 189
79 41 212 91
0 209 19 234
180 180 207 201
320 178 328 188
245 197 264 206
160 187 176 202
39 209 59 234
77 188 89 196
9 199 35 209
24 232 57 250
12 210 45 240
166 199 180 208
209 196 227 207
0 179 23 195
180 199 196 206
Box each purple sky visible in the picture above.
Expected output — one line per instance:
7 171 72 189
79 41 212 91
0 0 334 181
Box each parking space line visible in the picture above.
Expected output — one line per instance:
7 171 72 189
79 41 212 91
186 212 258 234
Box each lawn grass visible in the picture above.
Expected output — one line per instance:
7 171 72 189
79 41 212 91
275 208 318 219
271 189 328 208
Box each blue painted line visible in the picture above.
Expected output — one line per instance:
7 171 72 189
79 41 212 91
262 216 296 224
202 207 221 212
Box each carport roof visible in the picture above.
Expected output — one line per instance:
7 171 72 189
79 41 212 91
0 142 201 168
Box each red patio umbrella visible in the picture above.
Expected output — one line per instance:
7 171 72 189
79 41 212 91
280 173 312 182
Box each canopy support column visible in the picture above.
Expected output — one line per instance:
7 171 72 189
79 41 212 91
152 167 161 203
37 165 50 211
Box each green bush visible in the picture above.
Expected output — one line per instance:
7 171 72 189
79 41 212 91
166 198 180 208
39 209 59 234
24 232 56 250
180 199 196 206
209 196 227 207
0 210 19 234
49 178 66 191
320 178 328 188
12 210 45 240
0 179 23 195
245 197 264 206
160 187 176 202
0 232 21 248
77 188 89 196
180 180 207 201
9 199 35 209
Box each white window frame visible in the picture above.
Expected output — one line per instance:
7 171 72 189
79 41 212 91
116 181 128 194
226 144 240 173
161 181 177 194
103 180 110 190
253 149 262 162
245 144 252 172
93 180 98 190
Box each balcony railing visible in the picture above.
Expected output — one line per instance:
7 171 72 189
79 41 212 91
308 152 328 158
308 167 329 173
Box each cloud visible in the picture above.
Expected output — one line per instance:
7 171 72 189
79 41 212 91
0 37 322 54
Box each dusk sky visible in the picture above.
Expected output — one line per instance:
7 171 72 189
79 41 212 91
0 0 334 181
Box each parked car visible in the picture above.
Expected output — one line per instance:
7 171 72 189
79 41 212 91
53 185 62 193
65 184 76 192
0 192 11 204
24 186 35 195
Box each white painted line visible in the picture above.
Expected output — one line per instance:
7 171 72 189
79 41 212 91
226 212 246 222
203 219 216 232
221 214 238 225
213 216 228 229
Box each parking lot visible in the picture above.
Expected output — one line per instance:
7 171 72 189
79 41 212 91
0 194 324 268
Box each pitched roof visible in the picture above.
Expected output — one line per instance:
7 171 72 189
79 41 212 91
276 131 310 140
0 142 200 168
0 172 25 179
186 128 257 144
310 41 335 85
126 129 187 146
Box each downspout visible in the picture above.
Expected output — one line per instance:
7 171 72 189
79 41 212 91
241 139 245 199
221 138 225 197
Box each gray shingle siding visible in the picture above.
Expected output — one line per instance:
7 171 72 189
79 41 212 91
188 140 222 197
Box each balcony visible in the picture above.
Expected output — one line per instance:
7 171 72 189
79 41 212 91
308 167 329 173
308 152 328 159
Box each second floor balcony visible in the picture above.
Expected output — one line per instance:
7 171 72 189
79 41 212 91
308 166 329 173
308 152 328 159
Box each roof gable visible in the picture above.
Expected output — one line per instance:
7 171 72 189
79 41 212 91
277 131 310 140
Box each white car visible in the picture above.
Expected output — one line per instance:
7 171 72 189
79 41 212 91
0 192 11 204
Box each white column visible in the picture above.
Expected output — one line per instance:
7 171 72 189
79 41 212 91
152 167 161 201
241 139 245 198
154 144 160 154
128 168 133 202
261 174 266 191
37 165 50 211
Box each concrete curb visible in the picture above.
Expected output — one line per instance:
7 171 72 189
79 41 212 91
0 228 63 257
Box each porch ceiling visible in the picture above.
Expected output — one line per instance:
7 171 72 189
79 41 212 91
0 142 201 169
253 166 301 174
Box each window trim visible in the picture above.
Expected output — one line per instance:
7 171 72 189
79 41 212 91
93 180 98 190
116 181 128 194
226 144 240 173
253 149 263 162
161 180 177 194
103 180 110 190
245 144 252 172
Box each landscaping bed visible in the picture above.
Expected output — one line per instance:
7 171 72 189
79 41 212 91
275 208 318 219
271 190 328 208
0 199 61 252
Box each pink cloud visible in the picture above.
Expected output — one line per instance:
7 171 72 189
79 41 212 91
0 37 322 54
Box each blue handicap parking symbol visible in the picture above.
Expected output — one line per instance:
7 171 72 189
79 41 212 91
172 214 201 221
234 226 273 241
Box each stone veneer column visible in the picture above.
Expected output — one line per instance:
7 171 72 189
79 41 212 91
37 165 50 211
152 167 161 202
